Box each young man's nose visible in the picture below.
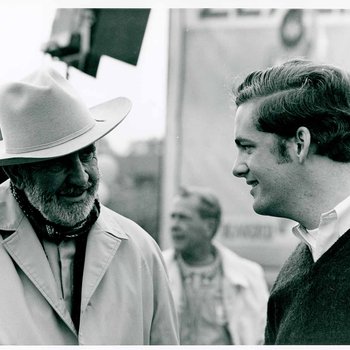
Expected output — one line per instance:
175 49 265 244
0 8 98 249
232 159 248 178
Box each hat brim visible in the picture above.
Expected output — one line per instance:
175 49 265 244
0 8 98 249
0 97 132 166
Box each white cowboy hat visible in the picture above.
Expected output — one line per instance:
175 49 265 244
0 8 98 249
0 67 132 166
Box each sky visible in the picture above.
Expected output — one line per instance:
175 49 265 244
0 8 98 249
0 6 169 155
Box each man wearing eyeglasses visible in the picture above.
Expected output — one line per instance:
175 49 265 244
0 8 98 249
0 68 179 345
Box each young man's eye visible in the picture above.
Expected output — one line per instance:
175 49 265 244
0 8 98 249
241 144 254 152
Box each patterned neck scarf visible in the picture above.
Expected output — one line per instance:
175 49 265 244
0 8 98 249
10 182 100 243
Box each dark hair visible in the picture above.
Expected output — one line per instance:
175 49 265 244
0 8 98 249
234 59 350 162
178 186 221 236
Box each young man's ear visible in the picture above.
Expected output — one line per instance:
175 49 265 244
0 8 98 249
294 127 312 163
2 165 26 190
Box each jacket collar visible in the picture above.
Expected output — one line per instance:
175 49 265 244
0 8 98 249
213 241 249 288
0 180 25 232
94 206 129 240
2 210 77 334
80 208 128 313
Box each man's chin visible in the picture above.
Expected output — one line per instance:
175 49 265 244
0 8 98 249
174 243 190 255
21 176 99 226
252 200 269 215
43 196 96 226
253 201 281 218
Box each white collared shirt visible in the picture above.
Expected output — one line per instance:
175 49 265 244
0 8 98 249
293 194 350 262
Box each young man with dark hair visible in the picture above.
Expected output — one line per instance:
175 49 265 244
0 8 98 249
233 59 350 344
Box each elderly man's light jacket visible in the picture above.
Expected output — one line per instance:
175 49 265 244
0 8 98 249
0 180 179 345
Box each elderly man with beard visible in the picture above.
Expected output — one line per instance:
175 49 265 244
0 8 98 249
0 68 179 345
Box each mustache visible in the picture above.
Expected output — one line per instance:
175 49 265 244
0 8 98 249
59 182 96 196
21 169 100 203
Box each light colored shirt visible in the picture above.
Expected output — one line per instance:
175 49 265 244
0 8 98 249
293 194 350 262
42 239 77 316
177 253 233 345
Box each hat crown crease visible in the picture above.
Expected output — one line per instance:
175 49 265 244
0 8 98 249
0 69 96 154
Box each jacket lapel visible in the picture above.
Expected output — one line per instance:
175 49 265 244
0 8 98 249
80 211 128 313
2 216 76 334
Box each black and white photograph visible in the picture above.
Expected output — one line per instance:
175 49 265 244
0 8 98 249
0 1 350 347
